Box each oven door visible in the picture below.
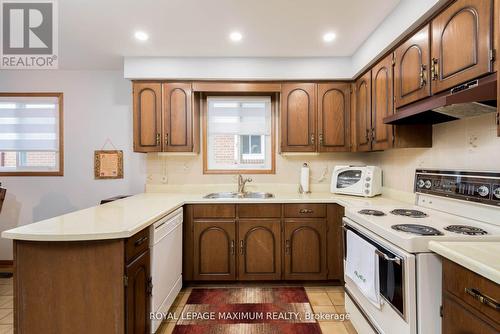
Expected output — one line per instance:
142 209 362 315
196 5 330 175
334 168 364 193
343 218 417 334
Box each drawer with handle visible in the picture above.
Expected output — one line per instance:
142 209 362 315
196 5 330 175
443 259 500 324
284 204 326 218
125 227 150 263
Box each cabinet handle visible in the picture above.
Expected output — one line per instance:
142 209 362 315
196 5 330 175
319 133 324 146
419 64 427 88
230 240 235 255
465 288 500 310
310 133 315 145
156 133 160 145
147 276 153 296
431 58 439 81
372 128 375 141
299 208 313 214
239 240 244 255
285 240 290 255
365 129 370 142
134 236 148 247
165 133 169 146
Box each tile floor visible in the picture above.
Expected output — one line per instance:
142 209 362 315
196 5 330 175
0 277 13 334
157 285 357 334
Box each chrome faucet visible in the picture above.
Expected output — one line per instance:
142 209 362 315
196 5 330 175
237 174 252 194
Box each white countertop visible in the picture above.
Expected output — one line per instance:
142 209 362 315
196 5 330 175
429 241 500 284
1 190 406 241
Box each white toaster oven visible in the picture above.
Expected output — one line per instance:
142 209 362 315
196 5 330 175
330 166 382 197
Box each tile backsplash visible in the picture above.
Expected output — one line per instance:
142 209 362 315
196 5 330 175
147 113 500 194
368 113 500 192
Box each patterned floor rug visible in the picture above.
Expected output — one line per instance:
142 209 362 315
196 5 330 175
172 287 322 334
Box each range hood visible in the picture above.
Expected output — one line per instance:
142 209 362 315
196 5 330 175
384 73 497 125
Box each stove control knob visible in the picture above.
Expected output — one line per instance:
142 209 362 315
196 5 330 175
424 180 432 189
366 177 371 182
417 179 425 188
477 186 490 197
493 187 500 199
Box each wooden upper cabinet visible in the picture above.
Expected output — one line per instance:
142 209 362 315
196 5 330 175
284 219 327 280
317 83 351 152
133 82 162 152
193 220 236 281
371 54 394 151
355 72 372 152
163 83 193 152
394 24 431 108
238 220 281 281
281 83 316 152
431 0 493 94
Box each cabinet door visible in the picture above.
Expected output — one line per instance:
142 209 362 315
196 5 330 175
431 0 493 94
193 220 236 280
133 83 162 152
281 83 316 152
125 250 151 334
284 219 327 280
238 220 281 280
163 83 193 152
317 83 351 152
394 24 431 108
327 205 344 281
442 293 499 334
371 54 394 151
355 72 372 152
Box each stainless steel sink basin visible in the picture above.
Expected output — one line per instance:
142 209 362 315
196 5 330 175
204 192 274 199
243 192 274 199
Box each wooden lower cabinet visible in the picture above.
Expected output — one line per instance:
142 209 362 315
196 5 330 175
284 219 327 280
442 294 499 334
441 259 500 333
14 229 153 334
238 219 281 280
193 220 236 280
184 203 342 282
125 250 151 334
327 204 344 280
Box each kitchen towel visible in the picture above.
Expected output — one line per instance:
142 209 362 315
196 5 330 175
345 230 381 308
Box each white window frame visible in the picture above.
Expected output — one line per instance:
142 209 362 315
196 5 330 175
203 95 275 174
0 93 63 176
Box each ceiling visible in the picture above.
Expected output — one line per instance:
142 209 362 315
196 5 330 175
59 0 400 70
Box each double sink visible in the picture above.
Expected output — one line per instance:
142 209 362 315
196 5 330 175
204 192 274 199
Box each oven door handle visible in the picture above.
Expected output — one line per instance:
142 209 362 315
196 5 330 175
375 249 401 265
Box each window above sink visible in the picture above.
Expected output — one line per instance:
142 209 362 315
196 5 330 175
204 96 275 174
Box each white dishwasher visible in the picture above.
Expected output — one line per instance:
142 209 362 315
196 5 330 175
150 207 183 334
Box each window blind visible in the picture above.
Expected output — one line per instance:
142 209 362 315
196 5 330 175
207 97 271 136
0 96 59 151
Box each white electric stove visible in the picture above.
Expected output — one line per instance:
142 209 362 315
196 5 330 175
343 169 500 334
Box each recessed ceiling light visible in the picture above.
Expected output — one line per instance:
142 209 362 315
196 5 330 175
134 31 149 42
323 32 337 43
229 31 243 42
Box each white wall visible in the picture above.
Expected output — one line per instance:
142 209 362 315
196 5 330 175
0 70 147 259
124 57 353 80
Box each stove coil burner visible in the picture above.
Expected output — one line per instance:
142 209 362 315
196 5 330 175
358 209 386 216
444 225 488 235
392 224 443 236
390 209 428 218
